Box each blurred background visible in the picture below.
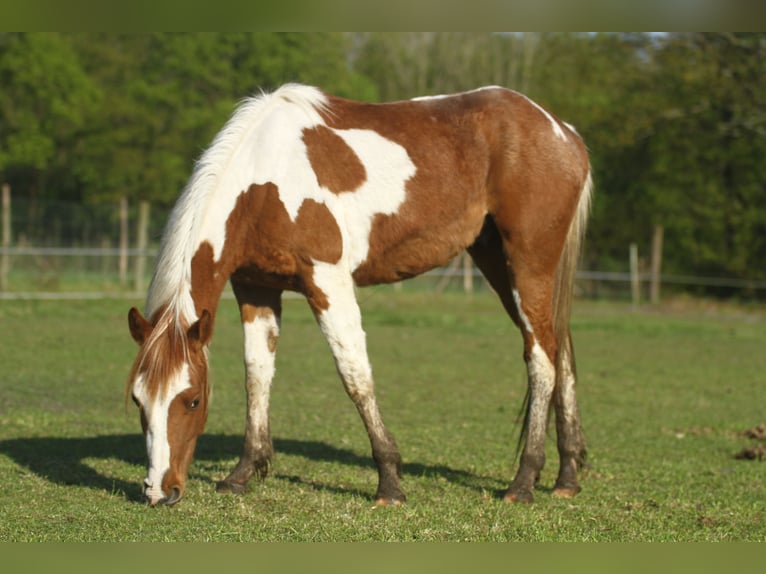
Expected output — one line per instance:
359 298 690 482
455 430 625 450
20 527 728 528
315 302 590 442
1 32 764 302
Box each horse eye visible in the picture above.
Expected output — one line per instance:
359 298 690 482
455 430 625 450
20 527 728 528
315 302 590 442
189 399 200 410
131 394 140 407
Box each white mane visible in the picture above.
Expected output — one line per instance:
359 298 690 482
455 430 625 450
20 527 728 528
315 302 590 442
144 84 329 324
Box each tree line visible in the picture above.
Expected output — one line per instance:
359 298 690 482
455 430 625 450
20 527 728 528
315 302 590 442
1 32 764 295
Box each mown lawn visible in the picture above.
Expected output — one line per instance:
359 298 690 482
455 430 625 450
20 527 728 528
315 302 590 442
1 289 764 541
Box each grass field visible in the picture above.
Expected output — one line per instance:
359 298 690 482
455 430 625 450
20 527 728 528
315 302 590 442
1 288 765 541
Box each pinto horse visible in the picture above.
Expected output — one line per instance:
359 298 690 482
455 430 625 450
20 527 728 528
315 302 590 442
126 84 592 506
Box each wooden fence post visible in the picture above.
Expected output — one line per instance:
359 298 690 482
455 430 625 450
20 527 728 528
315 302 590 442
134 200 150 293
650 224 664 305
1 184 10 291
435 255 461 294
462 251 474 296
630 242 640 308
119 197 129 287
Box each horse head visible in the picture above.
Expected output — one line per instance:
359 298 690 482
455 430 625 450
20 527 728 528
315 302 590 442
127 306 212 506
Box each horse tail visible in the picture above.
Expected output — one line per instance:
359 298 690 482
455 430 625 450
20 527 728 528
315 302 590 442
551 168 593 466
553 169 592 365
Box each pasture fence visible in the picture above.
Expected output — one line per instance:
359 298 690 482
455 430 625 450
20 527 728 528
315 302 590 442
3 245 766 303
2 191 765 302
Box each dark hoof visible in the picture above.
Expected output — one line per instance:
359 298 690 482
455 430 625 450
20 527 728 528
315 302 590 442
503 488 534 504
552 480 582 498
216 479 248 495
374 497 405 507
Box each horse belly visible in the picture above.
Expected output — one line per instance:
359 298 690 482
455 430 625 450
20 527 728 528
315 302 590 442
351 202 486 286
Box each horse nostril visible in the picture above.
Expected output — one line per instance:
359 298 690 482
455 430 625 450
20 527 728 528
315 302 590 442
165 486 182 506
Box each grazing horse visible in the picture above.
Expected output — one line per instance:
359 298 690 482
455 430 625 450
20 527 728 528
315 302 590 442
126 84 592 506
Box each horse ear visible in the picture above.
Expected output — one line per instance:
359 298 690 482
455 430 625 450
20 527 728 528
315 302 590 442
128 307 153 345
188 309 212 347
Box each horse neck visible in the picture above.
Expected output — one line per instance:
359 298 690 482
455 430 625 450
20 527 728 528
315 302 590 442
188 245 229 326
147 246 229 331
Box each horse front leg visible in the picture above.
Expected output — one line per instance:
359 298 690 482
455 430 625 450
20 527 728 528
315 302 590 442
308 262 405 506
217 283 282 495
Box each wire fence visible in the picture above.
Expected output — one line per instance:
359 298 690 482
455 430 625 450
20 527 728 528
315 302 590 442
2 192 765 302
2 245 765 301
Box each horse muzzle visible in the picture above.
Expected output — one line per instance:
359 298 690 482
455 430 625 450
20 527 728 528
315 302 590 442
144 479 183 507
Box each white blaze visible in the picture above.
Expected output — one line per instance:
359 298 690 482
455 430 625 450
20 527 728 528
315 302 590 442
133 363 192 502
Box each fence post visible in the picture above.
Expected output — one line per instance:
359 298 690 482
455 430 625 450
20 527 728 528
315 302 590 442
1 183 10 291
435 255 461 294
134 200 150 293
462 251 474 296
119 197 129 287
630 242 640 308
650 224 663 305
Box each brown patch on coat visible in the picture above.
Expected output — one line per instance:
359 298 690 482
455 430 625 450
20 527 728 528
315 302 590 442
302 125 367 193
266 330 278 353
163 373 209 495
316 91 498 285
240 303 270 324
190 182 342 317
319 88 590 351
238 302 279 353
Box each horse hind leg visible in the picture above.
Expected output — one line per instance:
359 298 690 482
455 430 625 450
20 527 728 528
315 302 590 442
467 217 523 326
308 262 405 505
503 270 559 503
217 282 282 495
469 218 553 503
551 332 586 498
468 234 586 502
500 262 586 503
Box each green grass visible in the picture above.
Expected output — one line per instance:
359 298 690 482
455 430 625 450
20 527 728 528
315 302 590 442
1 289 765 541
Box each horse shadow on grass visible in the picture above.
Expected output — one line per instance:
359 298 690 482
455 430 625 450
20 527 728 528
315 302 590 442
0 433 505 503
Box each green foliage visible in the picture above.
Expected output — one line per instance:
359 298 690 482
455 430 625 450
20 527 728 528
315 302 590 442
645 34 766 281
0 33 98 200
0 33 375 207
0 292 765 541
1 32 765 290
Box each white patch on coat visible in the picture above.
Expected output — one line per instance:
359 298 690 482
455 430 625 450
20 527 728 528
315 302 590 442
515 92 567 141
196 97 327 262
410 85 504 101
144 84 328 320
328 128 416 270
556 346 578 425
132 364 192 504
512 289 535 335
191 90 416 278
527 341 556 393
242 313 280 433
311 261 374 397
525 341 557 445
310 260 391 440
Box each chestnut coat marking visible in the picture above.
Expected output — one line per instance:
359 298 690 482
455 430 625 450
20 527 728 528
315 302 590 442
126 83 592 506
